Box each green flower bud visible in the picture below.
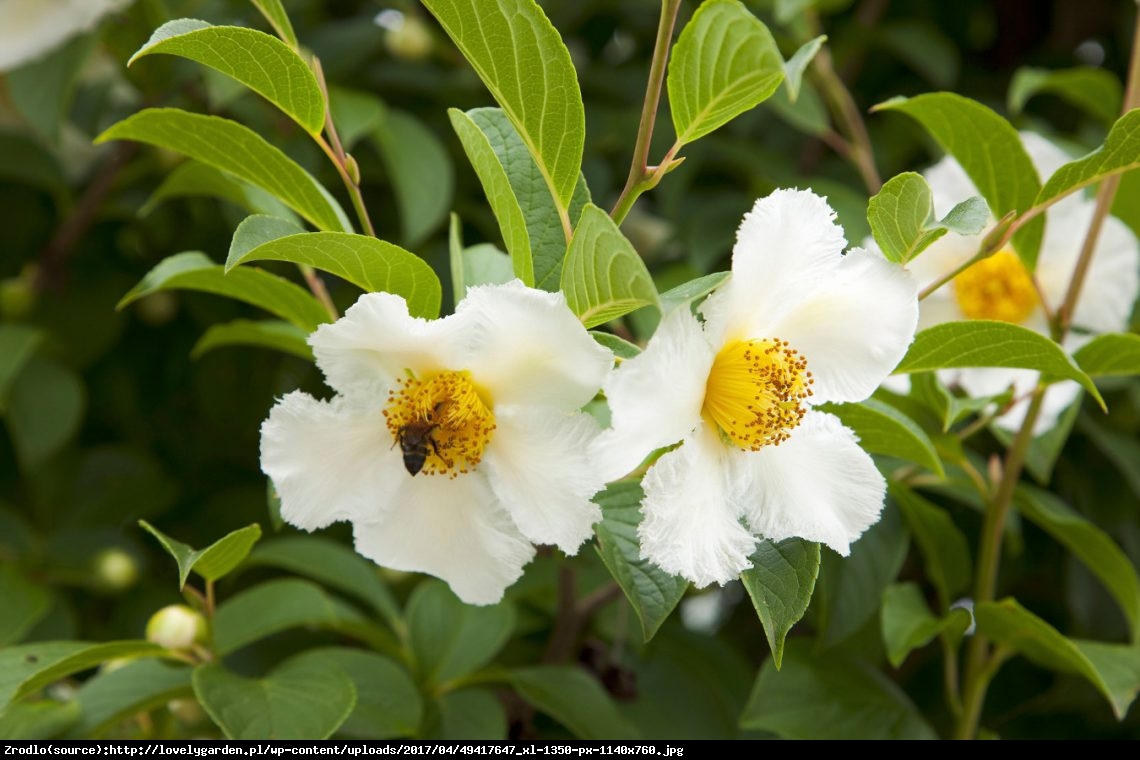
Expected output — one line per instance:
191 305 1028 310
145 605 207 650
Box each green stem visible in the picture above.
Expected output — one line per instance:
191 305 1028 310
311 57 377 238
610 0 683 225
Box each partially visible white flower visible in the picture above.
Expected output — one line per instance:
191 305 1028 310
593 189 919 587
261 281 613 605
0 0 132 72
894 132 1140 434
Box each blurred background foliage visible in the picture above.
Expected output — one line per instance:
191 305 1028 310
2 0 1140 739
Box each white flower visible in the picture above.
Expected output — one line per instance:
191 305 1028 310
593 189 919 586
0 0 132 72
260 281 613 605
898 132 1140 434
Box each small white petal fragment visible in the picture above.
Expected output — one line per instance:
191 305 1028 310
0 0 129 72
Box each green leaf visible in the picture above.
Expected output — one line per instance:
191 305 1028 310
6 34 93 139
508 667 639 740
67 660 192 739
119 252 329 333
245 536 401 630
881 583 971 668
421 0 584 210
406 580 515 687
782 35 826 102
741 639 937 739
130 20 324 134
0 325 43 406
821 398 943 476
874 93 1044 267
4 356 84 468
893 321 1103 408
657 271 730 315
193 656 355 739
426 689 506 740
0 641 170 711
1035 109 1140 212
909 371 1011 433
1079 416 1140 501
328 88 385 150
668 0 785 145
990 389 1082 484
0 700 79 740
96 109 350 232
213 579 387 656
1015 486 1140 642
975 598 1140 720
140 161 300 221
593 481 688 642
0 566 52 646
740 538 820 668
561 204 660 328
139 520 261 589
448 215 515 307
877 21 960 89
226 232 441 319
868 172 988 264
890 483 972 607
589 332 641 360
286 648 420 739
250 0 299 48
1009 66 1123 126
227 214 307 262
373 109 454 246
192 319 312 361
1073 332 1140 377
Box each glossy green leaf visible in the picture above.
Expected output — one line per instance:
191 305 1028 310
868 172 988 264
593 481 688 642
0 325 43 406
140 161 299 221
881 583 971 668
909 371 1011 432
782 35 825 102
1016 486 1140 642
509 667 639 740
0 566 51 647
1035 109 1140 211
373 109 454 246
5 356 84 467
245 536 401 629
250 0 298 48
96 109 350 232
119 253 329 332
67 660 192 739
130 20 324 134
193 656 355 740
227 214 306 263
1073 332 1140 377
740 538 820 668
1009 66 1122 126
139 520 261 589
741 640 937 739
589 332 641 360
668 0 785 145
894 321 1103 407
0 700 79 740
286 648 420 739
406 580 515 687
890 483 972 607
213 579 386 656
561 204 659 328
6 34 93 140
426 689 506 740
0 641 169 710
821 398 943 476
975 598 1140 719
421 0 584 209
658 271 730 315
874 93 1043 267
191 320 312 361
226 232 441 319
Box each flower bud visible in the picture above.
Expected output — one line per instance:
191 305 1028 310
92 548 139 592
145 605 207 650
383 14 434 61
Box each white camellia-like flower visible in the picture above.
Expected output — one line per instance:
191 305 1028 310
261 281 613 605
592 189 919 587
899 132 1139 434
0 0 132 72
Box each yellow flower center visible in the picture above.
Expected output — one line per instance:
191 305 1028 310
702 339 813 450
953 250 1038 324
383 370 495 477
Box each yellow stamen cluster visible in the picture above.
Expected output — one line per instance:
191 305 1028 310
702 339 813 450
383 370 495 477
953 250 1038 324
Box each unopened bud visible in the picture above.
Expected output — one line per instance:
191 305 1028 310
145 605 207 650
344 153 361 186
383 14 434 61
93 548 139 592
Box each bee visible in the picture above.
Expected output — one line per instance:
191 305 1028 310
395 418 440 476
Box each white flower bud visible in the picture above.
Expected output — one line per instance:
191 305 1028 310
92 548 139 592
145 605 207 650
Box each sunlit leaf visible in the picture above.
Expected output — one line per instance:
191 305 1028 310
1009 66 1122 126
821 398 943 476
1073 332 1140 377
139 521 261 589
1035 109 1140 212
249 0 299 48
868 172 987 264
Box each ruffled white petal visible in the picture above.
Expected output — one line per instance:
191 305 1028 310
352 474 535 605
481 406 604 554
309 292 458 398
760 248 918 403
638 423 757 587
0 0 129 72
452 281 613 412
260 391 403 531
739 411 885 556
591 306 714 483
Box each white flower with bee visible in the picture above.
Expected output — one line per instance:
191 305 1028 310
260 281 613 605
